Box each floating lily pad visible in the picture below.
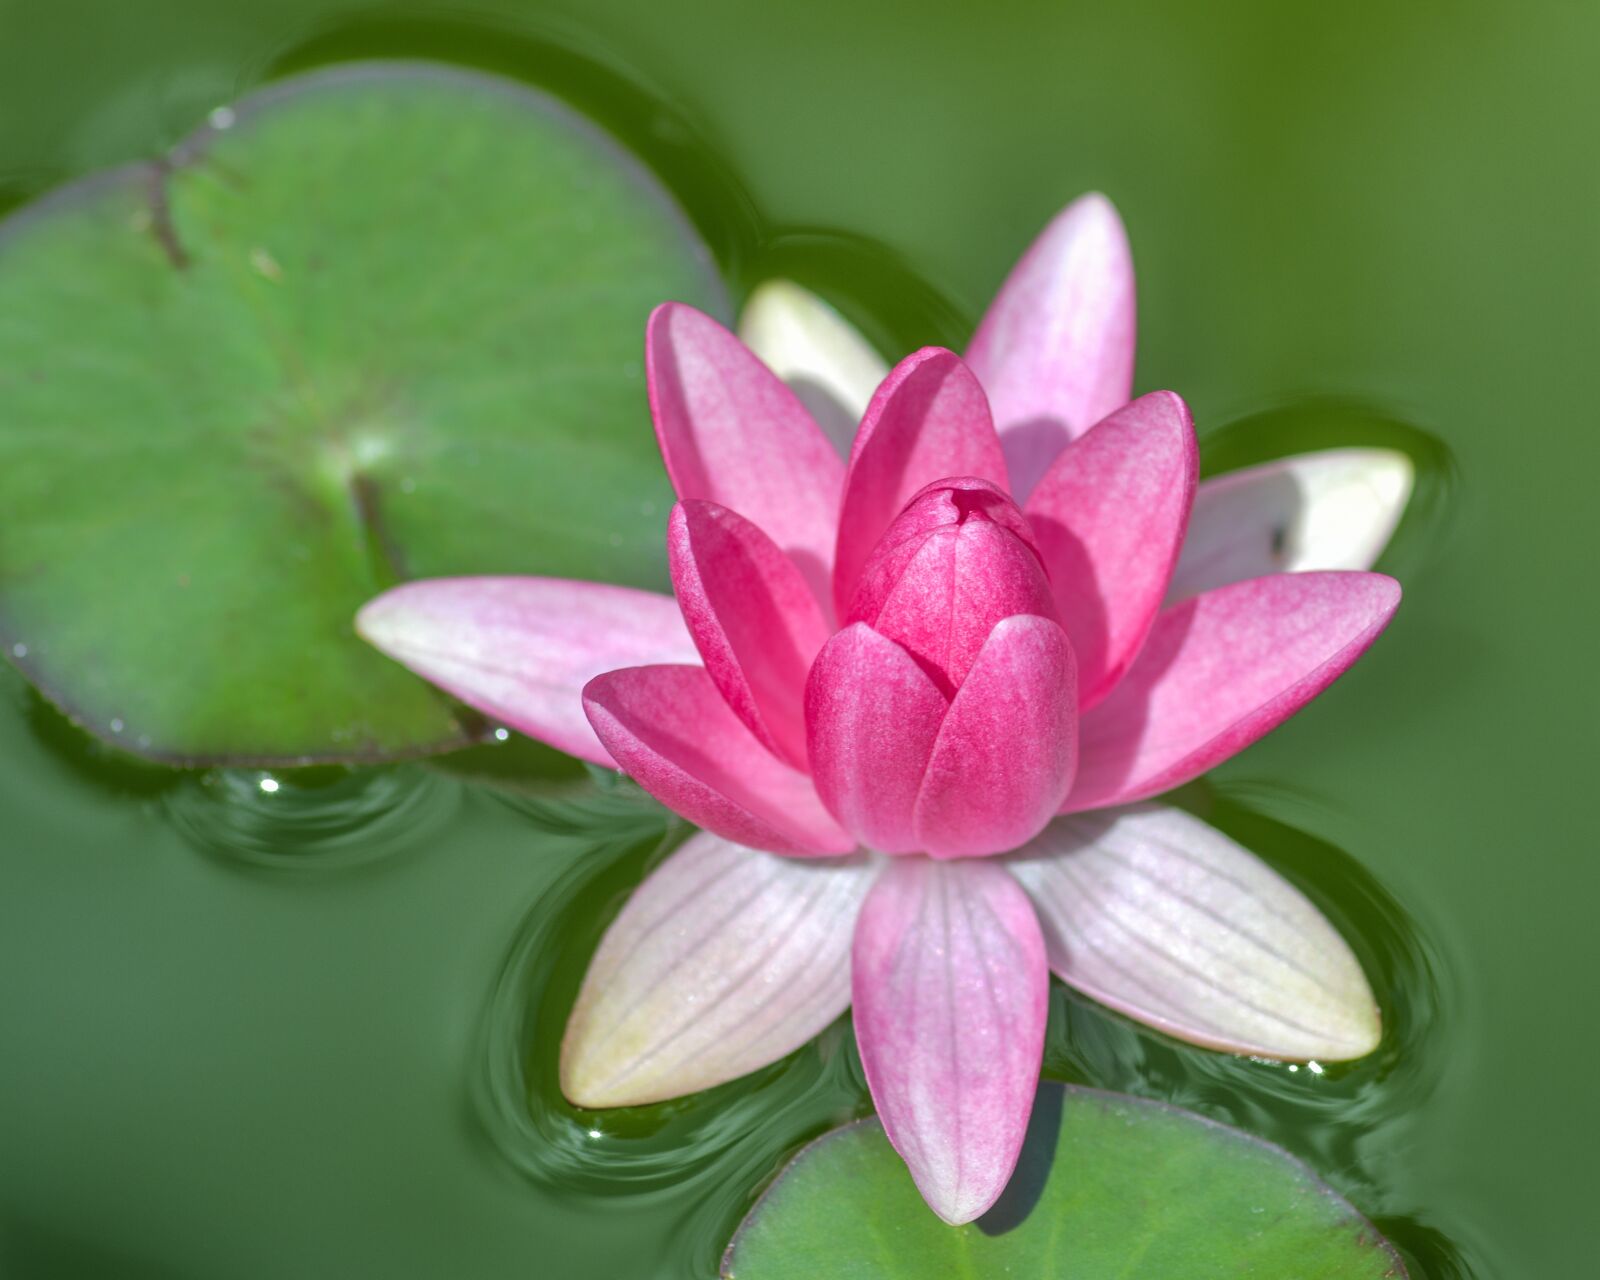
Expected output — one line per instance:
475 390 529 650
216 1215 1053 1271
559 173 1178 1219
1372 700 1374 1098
0 62 724 764
722 1084 1406 1279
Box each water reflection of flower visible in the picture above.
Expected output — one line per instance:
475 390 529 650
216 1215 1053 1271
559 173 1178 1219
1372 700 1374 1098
359 195 1410 1223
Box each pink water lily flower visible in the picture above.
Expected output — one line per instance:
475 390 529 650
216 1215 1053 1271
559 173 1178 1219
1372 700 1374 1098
358 194 1404 1224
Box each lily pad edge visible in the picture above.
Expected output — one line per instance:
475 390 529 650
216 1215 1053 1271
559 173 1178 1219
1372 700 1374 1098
720 1082 1410 1279
0 59 726 768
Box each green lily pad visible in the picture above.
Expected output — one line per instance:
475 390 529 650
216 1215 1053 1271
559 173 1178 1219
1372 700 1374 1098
722 1084 1406 1279
0 61 724 764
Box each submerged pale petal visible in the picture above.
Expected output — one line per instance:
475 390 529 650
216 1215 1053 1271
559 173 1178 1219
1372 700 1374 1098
583 665 854 857
355 576 698 765
852 857 1049 1224
647 302 844 605
1009 804 1381 1060
1169 448 1415 601
1067 572 1401 812
562 832 876 1107
737 280 888 458
965 192 1137 501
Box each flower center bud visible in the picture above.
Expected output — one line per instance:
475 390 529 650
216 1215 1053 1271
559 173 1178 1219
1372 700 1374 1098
846 477 1058 695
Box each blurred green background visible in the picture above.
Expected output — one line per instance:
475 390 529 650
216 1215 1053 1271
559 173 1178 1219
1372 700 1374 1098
1 1 1593 1275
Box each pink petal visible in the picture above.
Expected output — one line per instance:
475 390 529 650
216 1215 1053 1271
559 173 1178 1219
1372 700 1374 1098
854 475 1040 558
1066 572 1402 812
1025 391 1198 708
355 577 698 765
965 193 1137 501
914 616 1078 859
832 348 1008 616
1168 448 1415 601
562 831 877 1107
1008 805 1381 1060
805 624 950 854
583 665 854 856
669 500 832 769
857 524 1057 695
647 303 845 609
852 856 1049 1224
847 478 1056 693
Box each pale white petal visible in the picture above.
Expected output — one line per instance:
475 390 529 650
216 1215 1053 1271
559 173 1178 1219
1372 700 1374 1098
1167 448 1414 602
1008 804 1380 1061
738 280 889 457
356 576 697 765
560 832 876 1106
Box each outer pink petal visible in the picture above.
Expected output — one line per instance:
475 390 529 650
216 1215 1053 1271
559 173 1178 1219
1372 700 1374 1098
914 616 1078 859
647 303 845 609
583 665 854 857
1008 805 1381 1061
832 348 1008 616
561 831 877 1107
1025 391 1198 708
355 577 698 765
965 193 1137 501
805 624 950 854
852 857 1049 1224
1066 572 1402 812
669 500 832 769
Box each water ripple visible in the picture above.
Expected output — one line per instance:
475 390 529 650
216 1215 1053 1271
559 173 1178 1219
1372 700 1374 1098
1039 784 1469 1276
164 764 458 870
474 782 1476 1276
473 820 867 1209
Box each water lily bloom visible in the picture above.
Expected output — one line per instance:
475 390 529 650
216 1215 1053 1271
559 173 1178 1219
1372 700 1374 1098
357 194 1405 1224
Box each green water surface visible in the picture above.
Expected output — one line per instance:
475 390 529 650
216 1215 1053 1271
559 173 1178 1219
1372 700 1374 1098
2 2 1594 1276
